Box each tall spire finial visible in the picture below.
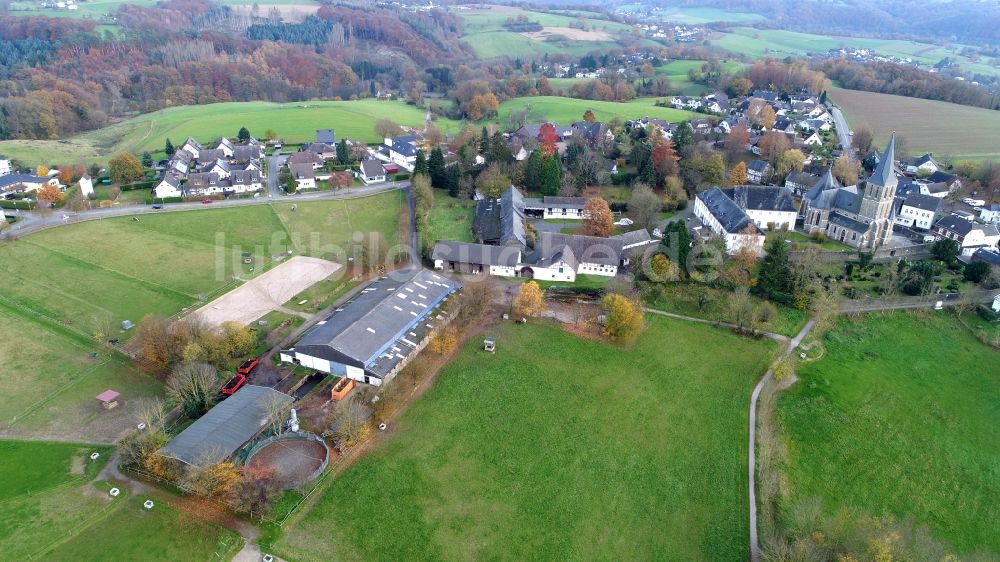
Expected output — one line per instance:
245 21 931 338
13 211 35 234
869 133 897 188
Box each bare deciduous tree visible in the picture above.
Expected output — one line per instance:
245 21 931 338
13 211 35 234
166 362 217 418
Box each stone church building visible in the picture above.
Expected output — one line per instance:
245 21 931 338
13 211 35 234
800 134 899 250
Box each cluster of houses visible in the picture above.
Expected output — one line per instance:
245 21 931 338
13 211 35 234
154 137 265 199
692 133 1000 258
430 186 657 283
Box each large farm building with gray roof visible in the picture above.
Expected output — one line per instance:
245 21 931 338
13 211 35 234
280 267 460 386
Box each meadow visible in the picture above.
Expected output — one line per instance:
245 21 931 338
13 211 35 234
0 99 453 166
655 59 746 96
276 315 778 561
458 5 649 59
499 96 698 125
0 196 400 441
709 27 1000 79
647 6 764 24
830 86 1000 160
0 440 242 561
424 194 475 244
774 312 1000 555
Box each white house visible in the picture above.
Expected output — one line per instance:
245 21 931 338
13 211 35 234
357 160 387 185
385 135 419 170
979 204 1000 224
230 170 262 193
154 173 183 198
908 154 941 175
179 138 202 159
78 174 94 198
721 186 797 231
0 173 59 194
0 159 11 176
894 193 940 230
431 241 520 277
694 187 765 255
524 232 624 281
289 164 316 190
524 196 587 219
932 216 1000 256
746 160 772 184
211 138 235 158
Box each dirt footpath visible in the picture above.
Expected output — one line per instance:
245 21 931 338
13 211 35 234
191 256 342 328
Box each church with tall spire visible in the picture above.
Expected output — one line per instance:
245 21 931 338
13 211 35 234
799 133 898 250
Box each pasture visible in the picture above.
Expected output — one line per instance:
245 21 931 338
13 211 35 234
656 59 746 96
499 96 698 125
276 315 777 561
271 191 406 260
0 199 399 441
0 440 243 562
774 312 1000 555
830 87 1000 160
0 99 456 166
709 28 1000 79
459 5 643 59
425 194 475 244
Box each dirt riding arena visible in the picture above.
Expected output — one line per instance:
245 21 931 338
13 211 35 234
190 256 341 327
246 436 329 489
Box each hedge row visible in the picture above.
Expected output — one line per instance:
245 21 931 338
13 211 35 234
121 179 157 191
0 200 35 210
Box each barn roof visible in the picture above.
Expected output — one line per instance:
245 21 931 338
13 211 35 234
159 385 292 466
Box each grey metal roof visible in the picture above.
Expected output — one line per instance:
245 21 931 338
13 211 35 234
611 229 653 247
697 187 760 234
926 170 958 184
828 212 870 233
316 129 336 144
391 140 416 157
934 216 983 237
432 241 521 267
473 187 526 247
360 159 385 177
972 249 1000 267
804 167 840 201
785 170 819 187
0 174 50 189
832 188 863 215
293 268 460 374
902 193 941 213
159 385 293 466
722 186 796 213
535 232 623 267
541 195 586 209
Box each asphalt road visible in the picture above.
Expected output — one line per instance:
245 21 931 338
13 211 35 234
3 180 410 238
830 106 852 152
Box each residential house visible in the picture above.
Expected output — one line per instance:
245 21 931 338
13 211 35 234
289 163 316 190
357 160 387 185
279 268 460 386
524 232 625 281
179 137 202 159
385 134 420 169
200 159 231 180
693 187 765 255
784 170 820 194
316 129 336 144
721 186 797 230
925 170 961 191
932 216 1000 256
908 153 941 175
78 174 94 198
153 173 183 198
0 159 10 176
185 172 224 195
746 160 772 184
230 169 262 193
211 138 235 158
571 121 612 149
980 204 1000 224
611 228 657 251
523 196 587 219
0 173 59 194
167 150 193 175
671 96 702 110
688 119 713 135
303 143 336 160
431 241 521 276
286 151 325 170
894 193 940 229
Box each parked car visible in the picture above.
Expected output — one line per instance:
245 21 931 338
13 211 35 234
237 357 260 375
151 204 162 209
220 373 247 396
202 199 213 204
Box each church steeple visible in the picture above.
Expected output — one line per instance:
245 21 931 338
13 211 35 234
869 132 896 188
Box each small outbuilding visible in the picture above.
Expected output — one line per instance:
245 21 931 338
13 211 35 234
96 389 120 410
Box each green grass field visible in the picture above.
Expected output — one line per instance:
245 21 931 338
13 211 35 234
830 87 1000 160
0 99 455 166
775 312 1000 555
645 282 808 337
499 96 698 125
0 440 241 561
709 28 1000 79
655 59 746 96
425 195 474 244
0 198 399 441
276 315 777 561
459 5 644 59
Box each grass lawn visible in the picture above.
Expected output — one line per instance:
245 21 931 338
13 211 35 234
426 195 475 244
644 282 808 337
766 229 852 253
44 494 244 561
0 440 111 500
0 99 458 166
272 191 405 260
276 316 777 561
830 87 1000 161
774 311 1000 555
498 96 699 126
656 59 746 97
